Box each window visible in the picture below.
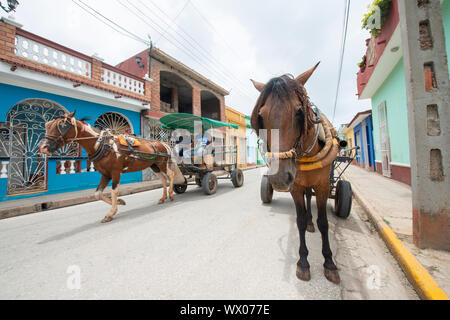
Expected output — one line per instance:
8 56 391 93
94 112 133 134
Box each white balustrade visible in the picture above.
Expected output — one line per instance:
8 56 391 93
59 160 66 174
15 35 92 78
69 160 76 174
89 161 96 172
102 68 145 95
0 161 8 178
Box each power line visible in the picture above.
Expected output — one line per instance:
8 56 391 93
72 0 141 43
139 0 256 98
332 0 351 124
74 0 148 45
118 0 255 101
188 0 273 77
155 0 190 44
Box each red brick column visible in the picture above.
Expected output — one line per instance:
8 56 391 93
0 20 17 60
219 96 226 122
192 87 201 116
144 80 151 100
171 86 179 112
150 61 160 112
91 58 103 82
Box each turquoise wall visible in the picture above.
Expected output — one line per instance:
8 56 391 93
369 1 449 167
443 0 450 75
371 58 410 166
0 83 143 202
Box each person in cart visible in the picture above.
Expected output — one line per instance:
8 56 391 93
193 132 213 168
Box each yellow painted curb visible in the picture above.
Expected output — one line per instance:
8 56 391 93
342 173 449 300
380 226 448 300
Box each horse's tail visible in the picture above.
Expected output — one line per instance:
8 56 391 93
161 143 185 185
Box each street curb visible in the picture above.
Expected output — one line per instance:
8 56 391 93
342 173 449 300
0 182 164 220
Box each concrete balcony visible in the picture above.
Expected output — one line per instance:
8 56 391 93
356 0 400 99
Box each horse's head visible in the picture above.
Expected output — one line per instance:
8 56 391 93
39 111 79 155
250 63 319 191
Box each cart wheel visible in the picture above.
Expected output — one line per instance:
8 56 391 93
231 168 244 188
174 178 188 194
260 175 273 204
202 173 217 195
335 180 352 219
195 176 202 187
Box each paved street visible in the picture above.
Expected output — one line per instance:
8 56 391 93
0 169 417 299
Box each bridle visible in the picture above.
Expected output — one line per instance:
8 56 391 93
42 117 92 149
262 105 322 161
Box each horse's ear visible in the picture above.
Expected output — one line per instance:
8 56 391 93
250 79 265 92
250 105 260 135
67 111 76 118
295 62 320 86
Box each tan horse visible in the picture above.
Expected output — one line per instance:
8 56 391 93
39 112 184 223
251 64 341 284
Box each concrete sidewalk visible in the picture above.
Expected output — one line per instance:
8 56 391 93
0 180 164 220
343 164 450 296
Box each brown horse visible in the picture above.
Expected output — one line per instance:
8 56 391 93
250 64 341 284
39 112 183 223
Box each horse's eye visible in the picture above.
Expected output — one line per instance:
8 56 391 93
296 109 305 128
258 114 264 129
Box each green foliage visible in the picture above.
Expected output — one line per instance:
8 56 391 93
357 55 367 70
362 0 392 38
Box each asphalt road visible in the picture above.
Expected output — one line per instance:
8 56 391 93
0 168 417 299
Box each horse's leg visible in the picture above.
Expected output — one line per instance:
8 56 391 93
167 162 175 201
95 175 111 204
155 172 168 204
305 188 315 233
291 185 311 281
315 185 340 284
101 173 121 223
95 175 126 206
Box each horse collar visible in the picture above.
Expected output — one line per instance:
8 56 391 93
297 123 320 159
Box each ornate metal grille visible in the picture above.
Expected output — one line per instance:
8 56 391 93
6 99 72 196
142 117 174 181
94 112 133 135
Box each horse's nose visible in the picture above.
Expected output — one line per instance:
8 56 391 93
286 172 294 185
39 145 50 155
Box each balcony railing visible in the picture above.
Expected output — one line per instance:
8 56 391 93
15 34 92 78
356 0 400 98
56 158 96 175
102 67 145 95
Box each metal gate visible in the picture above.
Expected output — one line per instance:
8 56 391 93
378 101 391 177
6 99 67 196
142 117 173 181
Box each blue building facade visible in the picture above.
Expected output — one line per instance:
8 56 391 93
0 83 143 202
348 111 376 171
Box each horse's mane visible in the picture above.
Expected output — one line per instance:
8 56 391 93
251 74 313 136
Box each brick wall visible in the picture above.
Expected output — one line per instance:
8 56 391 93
118 49 227 120
0 20 151 104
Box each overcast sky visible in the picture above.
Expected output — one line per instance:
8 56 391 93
9 0 373 126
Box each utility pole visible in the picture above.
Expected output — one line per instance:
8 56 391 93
398 0 449 250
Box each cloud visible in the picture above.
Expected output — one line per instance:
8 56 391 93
11 0 373 125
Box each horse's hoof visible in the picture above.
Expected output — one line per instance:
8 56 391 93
118 199 126 206
324 268 340 284
101 216 113 223
307 223 315 233
158 199 165 205
296 266 311 281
